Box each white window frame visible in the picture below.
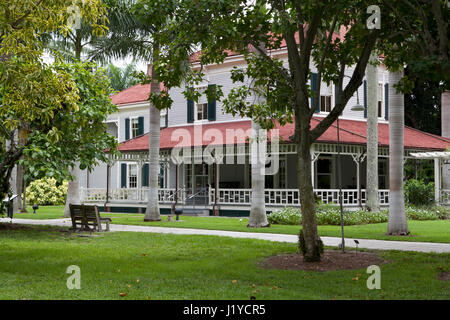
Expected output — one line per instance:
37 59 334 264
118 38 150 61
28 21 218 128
130 117 140 139
319 85 333 114
377 82 384 119
127 163 139 189
195 103 208 123
160 109 168 128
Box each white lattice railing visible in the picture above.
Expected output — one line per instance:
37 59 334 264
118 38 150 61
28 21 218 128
209 188 389 207
81 187 185 204
81 187 390 207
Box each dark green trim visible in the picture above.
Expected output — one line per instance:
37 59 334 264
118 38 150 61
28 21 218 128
125 118 130 140
187 87 194 123
120 163 127 188
207 84 216 121
363 80 367 118
138 116 144 136
384 83 389 120
142 163 149 187
311 73 320 113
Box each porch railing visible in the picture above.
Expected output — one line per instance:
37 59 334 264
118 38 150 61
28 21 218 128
80 187 186 204
80 187 392 207
209 188 390 207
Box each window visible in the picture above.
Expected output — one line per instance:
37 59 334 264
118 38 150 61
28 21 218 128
131 118 139 138
320 95 332 112
196 103 208 121
278 158 287 188
317 157 332 189
128 164 138 188
378 83 383 118
160 109 168 128
185 164 193 191
378 160 387 189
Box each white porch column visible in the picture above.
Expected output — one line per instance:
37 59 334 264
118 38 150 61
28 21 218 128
435 158 441 203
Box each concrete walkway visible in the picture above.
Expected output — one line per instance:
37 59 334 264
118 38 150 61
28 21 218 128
2 217 450 253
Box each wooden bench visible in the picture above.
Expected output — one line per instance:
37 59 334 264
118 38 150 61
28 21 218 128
69 204 111 232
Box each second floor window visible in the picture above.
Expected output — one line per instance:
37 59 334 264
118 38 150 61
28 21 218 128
320 95 332 112
197 103 208 121
131 118 139 138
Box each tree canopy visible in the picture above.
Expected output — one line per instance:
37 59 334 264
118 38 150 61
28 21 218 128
0 0 117 201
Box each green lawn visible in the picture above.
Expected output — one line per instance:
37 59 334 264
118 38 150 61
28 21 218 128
0 224 448 300
10 206 450 243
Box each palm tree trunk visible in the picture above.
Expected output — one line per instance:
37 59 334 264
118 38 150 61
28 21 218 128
442 91 450 191
144 43 161 221
366 52 380 211
248 121 269 227
387 70 409 235
64 165 81 218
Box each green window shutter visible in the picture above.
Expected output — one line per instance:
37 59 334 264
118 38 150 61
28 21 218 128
187 87 194 123
121 163 127 188
207 84 216 121
125 118 130 140
142 163 149 187
311 73 320 113
334 83 339 105
138 116 144 136
363 80 367 118
384 83 389 120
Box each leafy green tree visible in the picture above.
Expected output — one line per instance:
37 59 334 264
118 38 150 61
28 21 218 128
0 1 117 211
145 0 381 261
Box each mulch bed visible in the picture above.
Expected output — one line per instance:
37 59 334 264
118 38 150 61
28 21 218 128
0 223 34 231
438 272 450 282
0 223 68 233
260 250 389 272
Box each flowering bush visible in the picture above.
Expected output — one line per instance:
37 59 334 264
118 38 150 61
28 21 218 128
267 204 446 225
26 178 68 205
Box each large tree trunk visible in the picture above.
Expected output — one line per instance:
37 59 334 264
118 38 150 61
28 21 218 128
248 121 269 227
297 122 321 262
144 44 161 222
64 166 81 218
366 52 380 211
387 70 409 235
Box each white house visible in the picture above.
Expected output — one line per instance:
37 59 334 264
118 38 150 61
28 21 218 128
79 48 450 215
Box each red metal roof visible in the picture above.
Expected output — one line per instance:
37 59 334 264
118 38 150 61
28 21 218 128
117 117 450 153
110 83 167 106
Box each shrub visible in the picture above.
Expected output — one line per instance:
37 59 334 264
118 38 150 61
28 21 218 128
267 207 302 225
404 179 434 207
26 178 68 206
268 205 389 226
404 205 439 220
268 204 446 225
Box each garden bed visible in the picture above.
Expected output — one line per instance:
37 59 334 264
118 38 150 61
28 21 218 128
260 250 389 272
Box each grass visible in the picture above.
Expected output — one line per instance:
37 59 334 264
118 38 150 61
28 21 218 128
0 224 448 300
9 206 450 243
